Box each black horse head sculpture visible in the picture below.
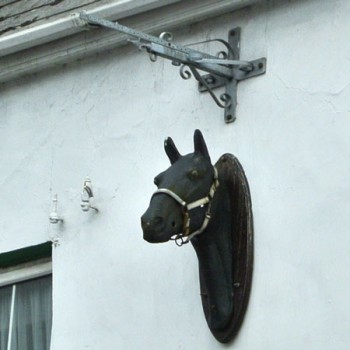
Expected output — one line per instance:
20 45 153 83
141 130 253 343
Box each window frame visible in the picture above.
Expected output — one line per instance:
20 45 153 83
0 243 53 350
0 260 52 288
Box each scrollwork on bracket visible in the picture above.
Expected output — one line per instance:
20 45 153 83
149 52 157 62
216 51 228 59
130 41 158 62
189 66 231 109
179 64 192 80
159 32 173 41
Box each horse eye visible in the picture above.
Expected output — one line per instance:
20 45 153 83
188 169 199 179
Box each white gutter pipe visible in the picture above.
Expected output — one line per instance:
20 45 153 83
0 0 181 57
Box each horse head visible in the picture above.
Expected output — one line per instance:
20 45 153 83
140 129 253 343
141 129 217 244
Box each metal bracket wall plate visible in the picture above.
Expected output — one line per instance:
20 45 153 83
198 28 266 123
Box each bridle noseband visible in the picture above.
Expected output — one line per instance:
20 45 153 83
152 167 219 246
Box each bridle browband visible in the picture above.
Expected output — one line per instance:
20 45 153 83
152 166 219 246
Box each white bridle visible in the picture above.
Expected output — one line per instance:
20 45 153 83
152 167 219 246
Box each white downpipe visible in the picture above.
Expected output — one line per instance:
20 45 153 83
0 0 181 57
7 285 16 350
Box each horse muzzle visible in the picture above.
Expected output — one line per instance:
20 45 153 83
141 204 182 243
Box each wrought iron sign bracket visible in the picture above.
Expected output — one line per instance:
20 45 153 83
79 12 266 123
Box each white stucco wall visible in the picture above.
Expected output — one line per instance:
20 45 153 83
1 0 350 349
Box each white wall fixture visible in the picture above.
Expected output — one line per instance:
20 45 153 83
80 177 99 212
49 194 64 224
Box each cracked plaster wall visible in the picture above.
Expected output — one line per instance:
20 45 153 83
0 0 350 349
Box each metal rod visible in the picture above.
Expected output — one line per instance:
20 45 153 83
80 12 215 58
147 43 233 78
189 58 254 70
79 12 233 78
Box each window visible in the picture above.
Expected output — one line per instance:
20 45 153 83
0 243 52 350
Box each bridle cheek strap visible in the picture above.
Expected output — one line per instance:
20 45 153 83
152 167 219 246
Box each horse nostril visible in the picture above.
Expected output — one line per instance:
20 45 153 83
141 217 150 229
171 221 176 228
141 213 165 232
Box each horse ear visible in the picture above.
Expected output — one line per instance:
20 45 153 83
194 129 211 161
164 137 181 164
